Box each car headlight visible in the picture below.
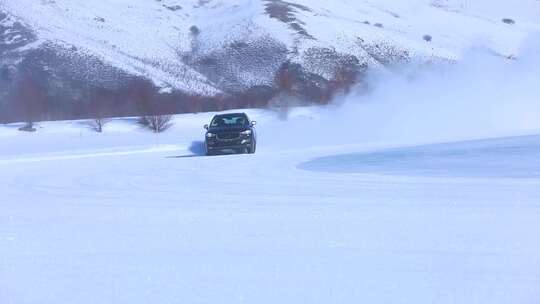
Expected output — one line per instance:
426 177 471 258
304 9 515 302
206 132 216 138
241 130 252 136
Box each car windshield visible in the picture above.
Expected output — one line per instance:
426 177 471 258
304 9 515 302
210 114 249 127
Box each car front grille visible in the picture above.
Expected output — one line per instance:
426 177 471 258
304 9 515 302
217 132 240 140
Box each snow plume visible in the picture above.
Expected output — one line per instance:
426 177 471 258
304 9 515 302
263 33 540 149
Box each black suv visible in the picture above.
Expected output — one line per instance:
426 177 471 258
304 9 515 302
204 113 257 155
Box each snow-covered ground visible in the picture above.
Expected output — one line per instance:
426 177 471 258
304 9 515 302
2 40 540 303
1 110 540 303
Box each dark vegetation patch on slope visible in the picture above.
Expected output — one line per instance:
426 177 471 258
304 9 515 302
0 10 37 57
186 36 289 93
264 0 314 39
0 10 38 119
358 38 411 65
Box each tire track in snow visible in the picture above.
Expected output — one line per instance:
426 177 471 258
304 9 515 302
0 145 186 165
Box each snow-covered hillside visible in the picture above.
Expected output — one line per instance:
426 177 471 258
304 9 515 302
1 0 539 95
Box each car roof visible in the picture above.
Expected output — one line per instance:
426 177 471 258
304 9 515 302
214 113 248 118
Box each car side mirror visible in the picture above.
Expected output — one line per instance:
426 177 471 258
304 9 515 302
251 121 257 126
204 124 209 130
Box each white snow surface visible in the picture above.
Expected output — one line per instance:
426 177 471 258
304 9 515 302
1 108 540 303
1 0 540 92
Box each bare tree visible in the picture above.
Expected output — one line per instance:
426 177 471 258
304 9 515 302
88 89 113 133
91 117 111 133
274 61 297 119
129 78 174 133
142 114 173 133
14 71 46 132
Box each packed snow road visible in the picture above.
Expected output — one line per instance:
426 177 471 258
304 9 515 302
1 111 540 304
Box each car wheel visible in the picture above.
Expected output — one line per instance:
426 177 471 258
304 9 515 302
248 143 256 154
206 147 216 156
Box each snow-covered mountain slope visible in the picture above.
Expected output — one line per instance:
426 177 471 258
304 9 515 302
1 0 539 95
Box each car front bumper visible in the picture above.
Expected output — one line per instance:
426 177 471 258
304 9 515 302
206 138 253 151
